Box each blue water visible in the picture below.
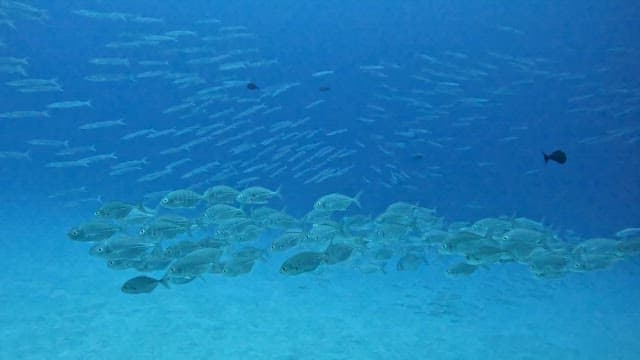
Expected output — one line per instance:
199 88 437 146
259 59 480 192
1 1 639 359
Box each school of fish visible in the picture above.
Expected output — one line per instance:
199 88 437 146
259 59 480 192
67 186 640 294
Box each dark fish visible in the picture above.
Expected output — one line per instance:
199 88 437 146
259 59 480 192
319 86 331 92
543 150 566 164
121 275 169 294
247 82 259 90
411 153 424 160
280 251 326 275
323 243 354 265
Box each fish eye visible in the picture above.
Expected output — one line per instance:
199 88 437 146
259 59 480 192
161 198 168 204
71 230 79 236
281 266 287 272
94 211 100 216
170 267 177 273
139 228 146 235
97 247 104 253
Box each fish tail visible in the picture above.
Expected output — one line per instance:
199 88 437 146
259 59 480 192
159 276 171 289
379 262 388 275
353 190 364 208
542 151 549 164
275 185 283 199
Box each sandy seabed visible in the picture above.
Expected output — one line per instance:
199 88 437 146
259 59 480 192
1 216 639 360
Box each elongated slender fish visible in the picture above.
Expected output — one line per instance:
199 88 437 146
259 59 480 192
47 100 92 109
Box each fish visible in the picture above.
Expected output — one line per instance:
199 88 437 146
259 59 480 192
0 110 49 119
314 191 362 212
84 74 132 82
89 236 156 259
306 222 342 243
247 82 259 90
56 145 96 156
311 70 334 77
46 100 92 109
27 139 69 147
89 57 130 66
140 215 193 240
221 259 255 277
616 237 640 257
108 258 140 271
121 276 169 294
167 248 222 278
164 241 203 259
543 150 567 164
94 201 136 219
0 151 31 160
203 204 246 224
236 186 282 205
465 245 507 265
447 262 479 276
323 243 354 265
271 230 305 252
79 119 126 130
160 189 203 208
527 248 570 277
396 253 427 271
122 129 156 140
280 251 327 275
68 220 121 242
6 78 58 88
615 228 640 239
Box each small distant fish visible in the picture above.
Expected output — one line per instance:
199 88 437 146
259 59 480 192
311 70 334 77
121 275 169 294
0 110 49 119
543 150 567 164
0 151 30 160
56 145 96 156
447 262 479 276
396 253 427 271
46 100 92 109
27 139 68 147
247 82 259 90
305 99 325 110
89 57 130 66
319 86 331 92
79 119 126 130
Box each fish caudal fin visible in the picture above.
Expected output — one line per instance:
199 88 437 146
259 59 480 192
355 190 364 208
542 151 549 164
159 276 171 289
